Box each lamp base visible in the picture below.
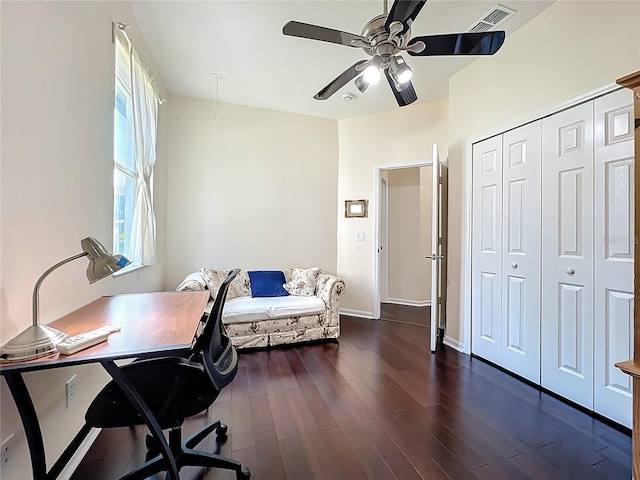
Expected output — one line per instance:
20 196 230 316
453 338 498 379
0 325 69 362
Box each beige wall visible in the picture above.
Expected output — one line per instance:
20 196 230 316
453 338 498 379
446 0 640 350
386 167 431 304
165 96 339 287
0 2 168 478
337 100 448 316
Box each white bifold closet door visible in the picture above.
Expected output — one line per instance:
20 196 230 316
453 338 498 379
471 123 541 382
472 88 633 427
541 102 595 409
472 135 503 365
593 89 635 427
500 122 541 383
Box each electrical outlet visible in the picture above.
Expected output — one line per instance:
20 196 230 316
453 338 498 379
66 375 77 409
1 433 14 469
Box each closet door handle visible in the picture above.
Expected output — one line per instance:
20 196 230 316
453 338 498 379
511 262 518 269
567 268 575 275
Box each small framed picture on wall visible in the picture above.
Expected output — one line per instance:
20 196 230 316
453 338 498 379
345 199 367 218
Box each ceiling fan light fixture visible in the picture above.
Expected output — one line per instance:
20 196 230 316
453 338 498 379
363 55 383 85
396 65 413 84
355 76 369 93
363 65 381 85
391 55 413 84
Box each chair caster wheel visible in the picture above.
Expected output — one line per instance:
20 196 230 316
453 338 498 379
236 466 251 479
215 423 228 436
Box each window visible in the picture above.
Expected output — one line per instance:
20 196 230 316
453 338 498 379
112 29 159 267
113 37 135 259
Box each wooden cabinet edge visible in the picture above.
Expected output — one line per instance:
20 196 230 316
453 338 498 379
616 359 640 378
617 71 640 90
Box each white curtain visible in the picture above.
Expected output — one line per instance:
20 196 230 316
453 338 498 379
127 46 159 266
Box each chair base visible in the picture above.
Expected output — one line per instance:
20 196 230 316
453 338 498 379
121 421 250 480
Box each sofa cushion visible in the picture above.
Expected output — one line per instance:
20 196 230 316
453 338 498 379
222 296 326 324
200 268 251 299
233 271 252 297
201 268 239 300
248 270 289 298
283 267 321 296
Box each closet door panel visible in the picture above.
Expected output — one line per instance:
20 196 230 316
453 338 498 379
501 121 542 383
594 88 634 427
541 102 594 409
472 136 503 364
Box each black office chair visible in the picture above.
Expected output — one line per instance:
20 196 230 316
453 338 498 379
85 269 251 480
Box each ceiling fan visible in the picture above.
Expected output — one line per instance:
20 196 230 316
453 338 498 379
282 0 506 107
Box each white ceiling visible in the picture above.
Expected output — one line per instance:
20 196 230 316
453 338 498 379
129 0 554 120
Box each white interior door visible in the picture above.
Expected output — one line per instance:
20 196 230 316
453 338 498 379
594 88 635 427
430 144 441 352
500 121 542 383
541 101 595 409
471 135 503 365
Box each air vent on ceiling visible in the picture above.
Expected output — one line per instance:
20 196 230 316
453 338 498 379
468 4 516 33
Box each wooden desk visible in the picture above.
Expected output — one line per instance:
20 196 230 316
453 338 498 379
0 290 210 480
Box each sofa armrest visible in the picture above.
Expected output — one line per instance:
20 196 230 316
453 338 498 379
316 273 345 329
316 272 345 318
176 272 208 292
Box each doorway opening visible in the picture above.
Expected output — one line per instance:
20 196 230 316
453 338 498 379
378 166 432 328
373 146 447 351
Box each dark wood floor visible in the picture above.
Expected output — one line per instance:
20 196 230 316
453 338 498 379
72 316 632 480
380 303 430 327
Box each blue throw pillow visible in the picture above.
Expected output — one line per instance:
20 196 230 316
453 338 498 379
248 270 289 298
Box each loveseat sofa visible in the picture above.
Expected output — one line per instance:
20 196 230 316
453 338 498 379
176 267 345 349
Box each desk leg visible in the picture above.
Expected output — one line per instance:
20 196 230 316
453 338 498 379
4 372 46 480
101 360 180 480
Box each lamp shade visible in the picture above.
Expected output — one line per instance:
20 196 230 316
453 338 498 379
0 237 131 362
82 237 131 283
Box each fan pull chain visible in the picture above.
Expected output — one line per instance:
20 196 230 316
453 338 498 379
211 73 223 135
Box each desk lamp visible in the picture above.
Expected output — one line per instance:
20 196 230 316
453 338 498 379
0 237 131 362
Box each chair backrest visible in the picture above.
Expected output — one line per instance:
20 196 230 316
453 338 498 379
189 268 240 390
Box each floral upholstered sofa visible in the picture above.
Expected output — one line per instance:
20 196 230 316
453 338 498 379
176 267 345 349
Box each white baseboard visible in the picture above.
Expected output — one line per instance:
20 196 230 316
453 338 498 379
340 308 374 319
443 336 466 352
58 428 101 480
386 298 431 307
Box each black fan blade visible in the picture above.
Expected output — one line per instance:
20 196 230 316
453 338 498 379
384 69 418 107
314 60 369 100
385 0 427 33
283 21 366 48
407 31 505 56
